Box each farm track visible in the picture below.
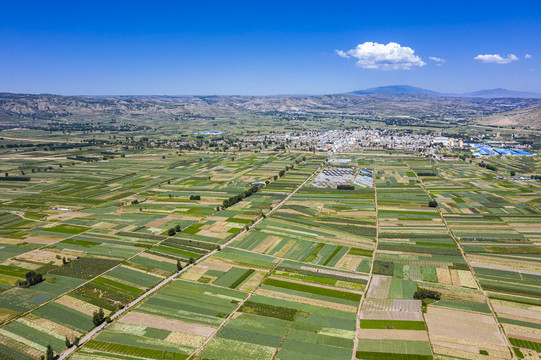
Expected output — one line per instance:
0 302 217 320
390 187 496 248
0 213 196 330
0 171 201 329
351 164 379 360
411 163 517 360
59 163 323 359
187 259 284 360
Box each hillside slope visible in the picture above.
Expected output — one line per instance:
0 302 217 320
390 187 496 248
477 105 541 129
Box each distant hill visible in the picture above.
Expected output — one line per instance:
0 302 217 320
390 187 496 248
461 88 541 98
347 85 541 99
348 85 442 96
1 92 541 130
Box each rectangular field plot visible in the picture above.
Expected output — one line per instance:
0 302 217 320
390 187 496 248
200 294 357 360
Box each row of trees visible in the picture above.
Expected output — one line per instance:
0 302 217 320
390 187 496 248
16 271 44 288
167 224 182 236
222 184 261 209
478 161 497 171
40 345 56 360
65 335 80 348
92 308 106 326
221 156 306 210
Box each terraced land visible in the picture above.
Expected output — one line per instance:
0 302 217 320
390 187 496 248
0 150 540 360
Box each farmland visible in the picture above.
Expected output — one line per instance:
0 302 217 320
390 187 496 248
0 140 540 360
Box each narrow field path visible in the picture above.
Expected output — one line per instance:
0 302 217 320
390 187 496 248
351 164 379 360
59 163 322 359
187 259 284 360
411 163 517 360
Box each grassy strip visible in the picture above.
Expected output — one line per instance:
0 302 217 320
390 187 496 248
348 247 373 257
322 246 343 266
229 269 255 289
43 224 90 234
116 231 166 241
305 243 325 263
359 320 426 330
86 340 187 360
239 300 303 321
263 278 362 302
500 318 541 330
356 351 432 360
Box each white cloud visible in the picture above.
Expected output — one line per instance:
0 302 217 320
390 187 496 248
335 42 426 70
525 54 533 59
474 53 519 64
429 56 446 65
335 50 349 58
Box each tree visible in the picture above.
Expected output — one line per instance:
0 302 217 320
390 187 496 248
46 345 54 360
189 257 195 264
93 308 105 326
62 257 67 265
175 224 181 232
428 200 438 208
65 336 71 348
167 227 176 236
176 259 183 271
414 288 441 300
510 171 516 176
18 271 44 288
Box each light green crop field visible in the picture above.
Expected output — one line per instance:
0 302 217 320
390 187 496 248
0 143 539 360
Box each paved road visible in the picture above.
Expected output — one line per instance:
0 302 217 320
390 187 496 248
412 163 517 360
59 164 321 359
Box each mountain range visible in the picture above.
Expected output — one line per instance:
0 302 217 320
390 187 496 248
347 85 541 98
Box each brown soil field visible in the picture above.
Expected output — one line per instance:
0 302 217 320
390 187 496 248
120 311 215 336
425 306 509 359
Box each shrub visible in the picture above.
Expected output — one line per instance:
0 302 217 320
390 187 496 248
92 308 105 326
428 200 438 208
414 288 441 301
16 271 44 288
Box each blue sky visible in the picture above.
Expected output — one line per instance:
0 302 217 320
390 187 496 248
1 0 540 95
